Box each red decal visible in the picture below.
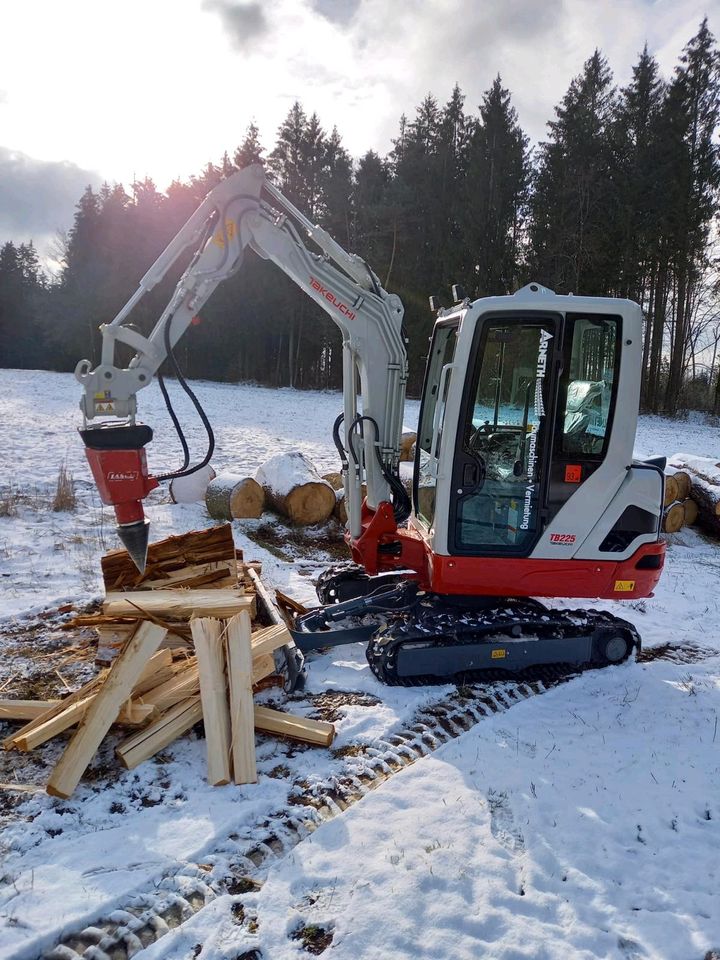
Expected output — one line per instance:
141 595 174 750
310 277 356 320
549 533 576 544
564 464 582 483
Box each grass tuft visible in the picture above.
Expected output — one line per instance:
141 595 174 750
52 463 77 512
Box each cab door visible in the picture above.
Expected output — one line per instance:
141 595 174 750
448 312 562 556
413 321 459 529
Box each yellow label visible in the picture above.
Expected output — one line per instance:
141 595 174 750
614 580 635 592
491 648 506 660
212 219 236 248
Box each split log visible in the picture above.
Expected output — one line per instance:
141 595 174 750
683 498 699 526
115 702 156 725
170 464 216 504
3 672 107 751
251 623 294 658
47 622 167 798
191 618 232 786
102 524 237 590
399 431 417 462
206 475 265 520
15 695 97 751
103 589 253 620
226 611 257 784
663 474 679 508
321 472 343 491
137 659 200 714
116 697 203 770
0 700 58 721
256 452 335 525
254 706 335 747
662 502 685 534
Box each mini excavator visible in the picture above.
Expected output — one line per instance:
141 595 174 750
76 165 666 687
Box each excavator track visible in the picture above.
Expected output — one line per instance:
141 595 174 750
366 598 641 686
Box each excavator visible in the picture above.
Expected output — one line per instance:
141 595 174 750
75 164 666 687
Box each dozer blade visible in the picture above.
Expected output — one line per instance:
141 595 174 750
116 519 151 573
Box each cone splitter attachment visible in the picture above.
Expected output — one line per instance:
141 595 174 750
80 423 158 573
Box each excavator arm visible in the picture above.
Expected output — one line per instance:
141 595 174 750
75 165 408 569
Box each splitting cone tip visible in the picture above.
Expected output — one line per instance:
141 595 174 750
117 519 151 573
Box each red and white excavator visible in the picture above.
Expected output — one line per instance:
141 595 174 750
75 164 666 687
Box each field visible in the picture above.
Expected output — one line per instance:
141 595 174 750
1 368 719 960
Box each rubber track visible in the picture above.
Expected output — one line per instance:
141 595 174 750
43 677 554 960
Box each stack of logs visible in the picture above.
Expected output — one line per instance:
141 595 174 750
665 455 720 537
0 526 334 798
206 433 418 527
662 468 696 533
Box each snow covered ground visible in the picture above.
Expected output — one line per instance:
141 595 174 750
1 368 720 960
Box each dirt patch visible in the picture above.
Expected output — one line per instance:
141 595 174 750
243 521 348 563
291 924 334 955
638 642 717 664
310 690 381 723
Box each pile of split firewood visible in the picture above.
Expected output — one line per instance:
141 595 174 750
0 525 333 799
664 455 720 537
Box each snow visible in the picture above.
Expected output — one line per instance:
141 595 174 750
256 450 332 497
2 369 720 959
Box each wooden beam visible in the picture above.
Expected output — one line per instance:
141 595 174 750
190 618 232 786
254 705 335 747
103 589 252 620
226 612 257 784
0 700 59 721
251 623 294 658
3 672 107 751
14 695 96 751
116 697 203 770
115 701 156 725
46 622 167 798
252 654 276 686
137 660 200 714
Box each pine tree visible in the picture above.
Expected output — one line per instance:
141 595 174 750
461 76 529 296
233 122 264 168
530 50 619 294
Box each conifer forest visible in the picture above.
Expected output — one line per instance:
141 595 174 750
1 20 718 413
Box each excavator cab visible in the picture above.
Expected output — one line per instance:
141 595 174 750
409 284 665 598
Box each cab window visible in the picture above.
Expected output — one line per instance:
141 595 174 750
559 314 620 457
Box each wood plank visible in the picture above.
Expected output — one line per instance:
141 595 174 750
137 660 201 714
116 697 203 770
251 623 294 658
3 672 107 751
0 700 59 721
14 695 96 751
115 702 156 725
252 654 276 686
46 622 167 798
191 618 232 786
254 705 335 747
103 589 252 620
131 649 175 695
226 612 257 784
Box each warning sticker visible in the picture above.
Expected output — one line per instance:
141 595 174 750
491 649 507 660
614 580 635 592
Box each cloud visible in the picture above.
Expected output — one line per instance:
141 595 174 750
309 0 361 26
201 0 269 51
0 146 101 256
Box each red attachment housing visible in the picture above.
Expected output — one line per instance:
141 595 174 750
80 424 158 528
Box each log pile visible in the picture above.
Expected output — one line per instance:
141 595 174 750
666 455 720 537
0 525 334 797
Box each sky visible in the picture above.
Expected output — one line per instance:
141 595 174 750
0 0 717 261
